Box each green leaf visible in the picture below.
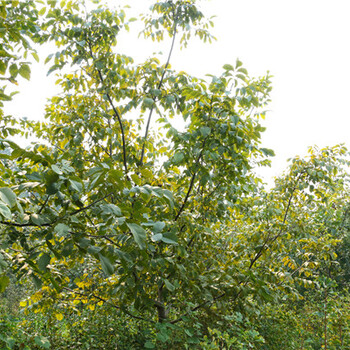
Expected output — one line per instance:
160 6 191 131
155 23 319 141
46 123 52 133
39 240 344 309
153 221 165 233
38 7 46 16
0 5 6 19
9 63 18 77
164 279 175 291
32 275 43 289
18 64 31 80
95 60 104 70
51 164 63 174
54 223 70 237
150 88 162 97
47 64 60 76
223 64 234 71
50 276 60 292
238 67 248 75
78 238 90 249
236 59 243 68
44 54 53 64
162 189 174 208
143 97 154 108
0 203 11 220
100 203 122 216
99 253 114 276
69 179 83 192
46 182 59 195
261 148 275 157
0 274 10 293
165 95 175 104
0 60 7 75
236 74 246 81
32 51 40 62
161 236 178 245
127 223 147 249
151 233 163 242
173 152 184 164
0 252 8 271
162 230 178 245
38 253 51 272
200 126 211 137
31 214 46 226
88 245 102 254
0 187 17 208
34 335 51 349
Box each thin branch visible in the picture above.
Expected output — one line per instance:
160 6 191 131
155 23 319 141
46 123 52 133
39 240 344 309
104 91 128 174
174 170 197 222
139 19 178 166
62 192 114 220
171 277 250 325
62 286 153 323
63 286 113 307
277 259 313 287
248 173 302 270
171 291 226 325
0 192 114 228
174 141 206 221
37 195 50 214
87 40 128 174
86 128 111 157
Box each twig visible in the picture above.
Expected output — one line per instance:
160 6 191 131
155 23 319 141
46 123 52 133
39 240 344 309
174 141 206 221
248 173 302 270
37 195 50 214
0 192 114 228
62 286 153 323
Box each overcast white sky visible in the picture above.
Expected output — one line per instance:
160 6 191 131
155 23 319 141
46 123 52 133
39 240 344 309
5 0 350 185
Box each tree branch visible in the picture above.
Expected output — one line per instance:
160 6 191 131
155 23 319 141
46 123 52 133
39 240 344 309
174 141 206 221
62 287 153 323
174 169 197 222
0 192 114 228
248 173 302 270
139 19 178 166
170 291 226 325
37 195 50 214
87 40 128 174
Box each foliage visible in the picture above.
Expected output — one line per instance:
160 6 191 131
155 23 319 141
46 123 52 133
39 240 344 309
0 0 350 348
257 283 350 349
0 0 273 323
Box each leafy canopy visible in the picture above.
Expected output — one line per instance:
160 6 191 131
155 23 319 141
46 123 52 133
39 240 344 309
0 0 349 336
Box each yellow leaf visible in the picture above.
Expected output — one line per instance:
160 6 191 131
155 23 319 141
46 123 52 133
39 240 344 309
141 168 153 179
20 301 27 307
76 281 85 288
56 313 64 321
88 304 95 311
131 173 141 185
